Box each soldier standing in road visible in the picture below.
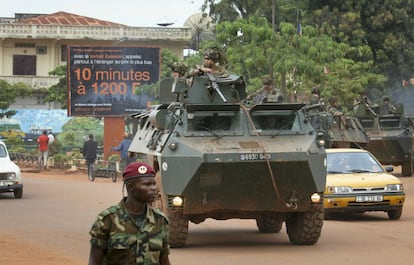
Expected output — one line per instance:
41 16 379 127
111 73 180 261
88 162 171 265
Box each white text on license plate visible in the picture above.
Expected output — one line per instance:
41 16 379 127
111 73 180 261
356 195 383 202
240 153 271 161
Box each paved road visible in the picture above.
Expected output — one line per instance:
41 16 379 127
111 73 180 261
0 168 413 265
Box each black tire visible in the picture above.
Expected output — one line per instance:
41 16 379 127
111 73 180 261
286 204 324 245
256 216 283 233
387 207 403 220
14 188 23 199
168 210 189 248
401 160 412 177
151 172 189 248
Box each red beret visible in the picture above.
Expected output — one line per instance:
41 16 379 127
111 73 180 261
122 162 155 181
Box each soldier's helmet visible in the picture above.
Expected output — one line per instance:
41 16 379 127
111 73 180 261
262 74 272 85
311 87 320 95
172 62 188 77
383 96 390 102
203 46 226 65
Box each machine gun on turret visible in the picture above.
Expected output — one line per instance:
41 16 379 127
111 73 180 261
206 73 227 103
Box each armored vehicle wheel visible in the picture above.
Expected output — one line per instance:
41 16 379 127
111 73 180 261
14 188 23 199
168 210 189 248
401 160 412 177
256 216 283 233
387 207 402 220
154 182 189 248
286 204 324 245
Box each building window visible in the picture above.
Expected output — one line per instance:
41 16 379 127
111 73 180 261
37 95 46 105
15 43 35 48
36 46 47 54
61 45 68 62
13 55 36 75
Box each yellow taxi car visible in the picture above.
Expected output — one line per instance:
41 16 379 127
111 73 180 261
0 129 25 139
325 148 405 220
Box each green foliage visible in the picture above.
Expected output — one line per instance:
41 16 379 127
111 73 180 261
0 80 32 116
3 136 24 146
161 49 181 79
200 0 414 106
9 146 26 154
44 65 67 108
59 117 103 148
108 154 120 162
49 141 62 156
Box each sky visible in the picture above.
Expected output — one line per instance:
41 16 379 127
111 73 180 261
0 0 206 27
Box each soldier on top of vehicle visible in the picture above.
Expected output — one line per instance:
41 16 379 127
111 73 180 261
327 97 343 116
188 47 228 77
379 96 397 115
247 74 284 105
171 61 188 78
309 87 321 105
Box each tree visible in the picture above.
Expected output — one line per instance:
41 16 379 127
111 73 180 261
214 16 385 108
44 65 67 108
0 79 31 118
306 0 414 94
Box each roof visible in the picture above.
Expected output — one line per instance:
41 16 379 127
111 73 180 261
326 148 367 154
13 11 125 27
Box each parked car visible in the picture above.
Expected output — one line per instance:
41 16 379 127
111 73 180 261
0 140 23 198
325 148 405 220
0 128 25 139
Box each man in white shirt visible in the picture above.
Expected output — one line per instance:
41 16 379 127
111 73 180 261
48 132 55 144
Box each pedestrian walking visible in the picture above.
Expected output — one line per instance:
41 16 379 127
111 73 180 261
82 134 98 181
112 132 134 171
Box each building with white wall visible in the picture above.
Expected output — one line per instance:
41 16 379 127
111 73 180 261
0 12 191 110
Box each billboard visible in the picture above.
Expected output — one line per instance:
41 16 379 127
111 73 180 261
67 46 160 116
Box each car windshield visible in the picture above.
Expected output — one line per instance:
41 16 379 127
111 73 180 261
0 144 7 157
327 151 384 174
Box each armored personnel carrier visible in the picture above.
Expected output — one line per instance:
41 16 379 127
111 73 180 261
354 101 414 176
304 103 369 148
129 74 327 247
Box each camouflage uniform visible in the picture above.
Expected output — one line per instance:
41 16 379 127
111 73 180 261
89 198 169 265
249 87 284 104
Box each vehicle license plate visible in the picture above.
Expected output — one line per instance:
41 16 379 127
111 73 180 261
240 153 271 161
356 195 383 202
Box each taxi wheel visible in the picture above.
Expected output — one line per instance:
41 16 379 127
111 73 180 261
387 208 402 220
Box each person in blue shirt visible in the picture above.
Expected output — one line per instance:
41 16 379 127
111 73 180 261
112 133 134 171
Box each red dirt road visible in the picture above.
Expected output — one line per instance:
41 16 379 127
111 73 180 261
1 167 414 265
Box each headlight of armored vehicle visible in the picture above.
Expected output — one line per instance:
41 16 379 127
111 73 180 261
172 196 184 207
317 131 325 147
